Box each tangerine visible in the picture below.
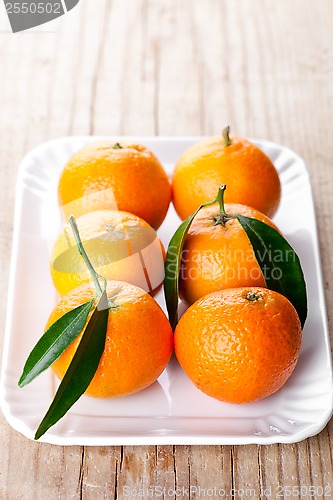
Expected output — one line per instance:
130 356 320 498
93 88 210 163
172 128 281 219
58 140 171 229
49 281 173 398
179 201 279 305
174 287 302 404
50 210 165 296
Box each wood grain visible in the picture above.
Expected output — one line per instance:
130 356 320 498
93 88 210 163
0 0 332 498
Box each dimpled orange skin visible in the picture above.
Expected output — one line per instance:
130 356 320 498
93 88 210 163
179 202 280 306
58 141 172 230
174 287 302 404
172 135 281 220
50 209 166 297
49 281 173 398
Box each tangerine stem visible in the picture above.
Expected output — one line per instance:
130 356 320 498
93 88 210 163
216 184 227 216
246 292 260 302
214 185 235 226
222 126 232 147
69 216 103 295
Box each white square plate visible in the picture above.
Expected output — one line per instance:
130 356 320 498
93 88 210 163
1 136 332 445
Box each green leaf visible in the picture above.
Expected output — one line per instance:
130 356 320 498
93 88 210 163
164 200 217 330
236 215 307 327
18 300 94 388
34 290 109 440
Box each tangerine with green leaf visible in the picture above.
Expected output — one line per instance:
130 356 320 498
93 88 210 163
172 127 281 220
178 186 280 306
174 287 302 404
49 280 173 398
19 215 173 440
58 140 171 229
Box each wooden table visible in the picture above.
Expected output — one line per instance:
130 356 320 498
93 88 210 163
1 1 332 498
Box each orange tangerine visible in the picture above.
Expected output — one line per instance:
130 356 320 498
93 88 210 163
50 209 165 296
